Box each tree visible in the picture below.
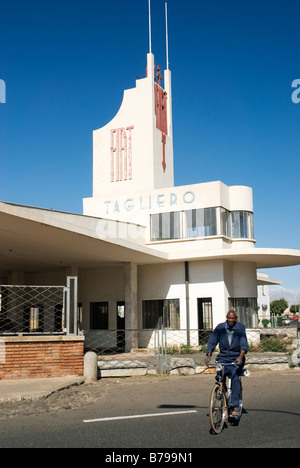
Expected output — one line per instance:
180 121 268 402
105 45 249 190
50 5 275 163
270 298 288 316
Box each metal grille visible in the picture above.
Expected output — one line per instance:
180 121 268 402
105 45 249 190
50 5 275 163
0 284 67 335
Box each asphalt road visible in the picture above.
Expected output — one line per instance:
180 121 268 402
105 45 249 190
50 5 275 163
0 369 299 449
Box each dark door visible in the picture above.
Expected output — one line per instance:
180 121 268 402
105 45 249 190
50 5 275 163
117 301 125 351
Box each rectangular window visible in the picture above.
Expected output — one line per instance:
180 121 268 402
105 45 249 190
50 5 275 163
221 208 231 237
228 298 258 328
150 208 254 242
185 208 217 238
150 212 181 241
142 299 180 329
90 302 109 330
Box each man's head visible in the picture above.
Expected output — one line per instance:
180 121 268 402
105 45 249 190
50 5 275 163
226 310 238 328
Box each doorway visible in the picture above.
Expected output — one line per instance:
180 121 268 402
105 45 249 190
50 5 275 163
117 301 125 351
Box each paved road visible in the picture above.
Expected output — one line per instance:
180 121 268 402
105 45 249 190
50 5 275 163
0 369 299 449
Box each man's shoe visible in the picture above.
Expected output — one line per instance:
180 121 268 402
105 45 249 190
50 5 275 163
230 407 240 417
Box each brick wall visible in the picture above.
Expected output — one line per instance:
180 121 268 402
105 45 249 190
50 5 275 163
0 336 84 380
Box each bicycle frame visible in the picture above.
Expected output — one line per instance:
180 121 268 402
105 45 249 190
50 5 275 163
207 361 243 434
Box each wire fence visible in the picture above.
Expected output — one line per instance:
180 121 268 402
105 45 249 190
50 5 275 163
84 324 300 376
0 284 71 335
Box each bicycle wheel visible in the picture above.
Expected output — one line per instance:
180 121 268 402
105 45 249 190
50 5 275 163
209 384 227 434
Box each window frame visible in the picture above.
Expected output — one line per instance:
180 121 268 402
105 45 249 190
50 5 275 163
142 299 180 329
150 211 181 241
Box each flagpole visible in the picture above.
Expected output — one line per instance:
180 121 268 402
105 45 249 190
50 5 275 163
165 2 169 70
148 0 152 54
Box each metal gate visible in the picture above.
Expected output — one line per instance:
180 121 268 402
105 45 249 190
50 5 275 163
0 276 78 336
155 327 168 374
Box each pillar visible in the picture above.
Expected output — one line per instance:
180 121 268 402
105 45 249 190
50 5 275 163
124 262 138 351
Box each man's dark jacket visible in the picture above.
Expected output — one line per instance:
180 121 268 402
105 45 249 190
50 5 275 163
206 321 249 362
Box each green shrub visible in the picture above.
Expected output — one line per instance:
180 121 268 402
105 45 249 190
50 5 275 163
179 344 194 354
277 316 283 327
262 319 270 328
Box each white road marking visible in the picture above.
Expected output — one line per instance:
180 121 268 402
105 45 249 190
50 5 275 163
83 410 198 423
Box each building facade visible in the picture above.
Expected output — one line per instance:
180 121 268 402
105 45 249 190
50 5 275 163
0 52 300 364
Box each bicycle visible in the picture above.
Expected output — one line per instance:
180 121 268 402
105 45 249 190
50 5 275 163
207 361 249 434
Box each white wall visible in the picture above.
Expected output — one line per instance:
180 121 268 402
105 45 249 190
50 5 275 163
189 260 229 328
138 260 236 330
232 262 257 297
138 262 186 328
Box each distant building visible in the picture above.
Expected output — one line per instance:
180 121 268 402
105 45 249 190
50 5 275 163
257 272 281 323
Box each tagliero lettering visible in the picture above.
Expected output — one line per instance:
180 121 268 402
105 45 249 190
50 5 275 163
104 191 196 214
291 79 300 104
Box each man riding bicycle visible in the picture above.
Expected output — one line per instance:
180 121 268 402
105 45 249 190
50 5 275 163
204 310 249 418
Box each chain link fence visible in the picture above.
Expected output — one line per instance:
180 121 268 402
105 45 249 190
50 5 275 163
0 279 78 335
84 323 300 376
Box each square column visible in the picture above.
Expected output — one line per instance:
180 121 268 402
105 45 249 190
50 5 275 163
124 262 138 351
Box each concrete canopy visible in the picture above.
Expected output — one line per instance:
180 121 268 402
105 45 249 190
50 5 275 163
169 248 300 269
0 202 168 274
0 201 299 275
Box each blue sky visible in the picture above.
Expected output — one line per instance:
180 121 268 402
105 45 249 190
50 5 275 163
0 0 299 290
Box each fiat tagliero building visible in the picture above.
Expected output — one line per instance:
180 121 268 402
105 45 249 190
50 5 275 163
0 51 300 368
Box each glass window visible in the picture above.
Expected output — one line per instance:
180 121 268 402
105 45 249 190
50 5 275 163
185 208 217 238
150 212 181 241
221 208 231 237
231 212 240 238
150 208 254 242
90 302 109 330
142 299 180 329
205 208 217 236
231 211 254 239
228 298 258 328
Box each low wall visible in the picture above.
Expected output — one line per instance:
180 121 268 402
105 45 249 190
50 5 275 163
0 335 84 380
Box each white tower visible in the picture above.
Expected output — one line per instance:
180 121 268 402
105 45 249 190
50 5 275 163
83 52 174 217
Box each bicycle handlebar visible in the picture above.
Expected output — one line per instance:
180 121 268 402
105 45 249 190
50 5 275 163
206 361 250 377
206 361 238 368
206 361 238 365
